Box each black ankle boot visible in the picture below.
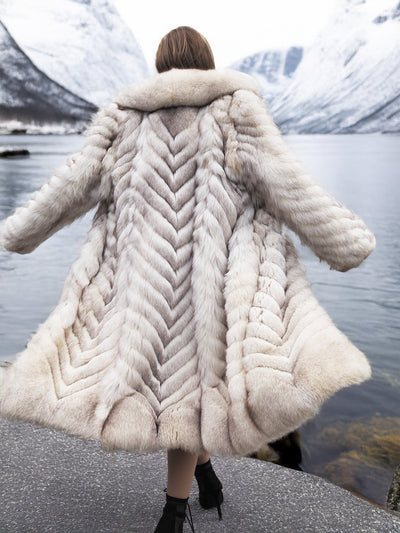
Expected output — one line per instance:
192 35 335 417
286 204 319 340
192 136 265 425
194 459 223 520
154 491 195 533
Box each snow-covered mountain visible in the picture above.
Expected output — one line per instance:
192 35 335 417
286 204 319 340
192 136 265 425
0 20 97 134
234 0 400 134
0 0 149 107
231 47 303 103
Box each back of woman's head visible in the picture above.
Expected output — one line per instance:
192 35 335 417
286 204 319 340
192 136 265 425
155 26 215 73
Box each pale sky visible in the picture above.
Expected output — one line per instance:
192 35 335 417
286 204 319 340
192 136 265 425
113 0 337 71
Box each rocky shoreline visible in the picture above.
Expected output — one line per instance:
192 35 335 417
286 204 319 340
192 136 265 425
0 121 86 135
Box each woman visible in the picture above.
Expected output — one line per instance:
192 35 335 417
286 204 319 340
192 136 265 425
0 27 375 533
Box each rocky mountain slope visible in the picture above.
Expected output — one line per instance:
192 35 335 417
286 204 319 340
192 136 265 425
0 20 97 134
231 46 303 103
0 0 148 107
234 0 400 133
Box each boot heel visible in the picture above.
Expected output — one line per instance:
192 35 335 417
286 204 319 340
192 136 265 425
194 459 224 520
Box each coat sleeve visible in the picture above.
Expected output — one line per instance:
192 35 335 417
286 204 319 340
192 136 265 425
227 89 376 272
0 103 122 254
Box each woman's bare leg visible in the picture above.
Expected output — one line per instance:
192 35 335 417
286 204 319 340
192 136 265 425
197 452 210 465
167 449 198 499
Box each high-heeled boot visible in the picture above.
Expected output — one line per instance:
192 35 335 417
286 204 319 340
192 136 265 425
154 491 195 533
194 459 223 520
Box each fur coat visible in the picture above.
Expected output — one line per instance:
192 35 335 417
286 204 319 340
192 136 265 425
0 68 376 456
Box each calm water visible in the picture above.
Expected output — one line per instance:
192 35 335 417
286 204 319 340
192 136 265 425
0 133 399 505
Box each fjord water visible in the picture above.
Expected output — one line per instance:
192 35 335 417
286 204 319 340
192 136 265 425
0 133 399 504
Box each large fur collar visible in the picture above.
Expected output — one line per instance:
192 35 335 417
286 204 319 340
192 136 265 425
115 68 260 111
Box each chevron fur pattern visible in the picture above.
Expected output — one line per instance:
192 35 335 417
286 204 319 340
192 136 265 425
0 68 375 456
223 209 371 454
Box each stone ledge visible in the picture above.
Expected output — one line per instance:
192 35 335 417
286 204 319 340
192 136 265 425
0 416 400 532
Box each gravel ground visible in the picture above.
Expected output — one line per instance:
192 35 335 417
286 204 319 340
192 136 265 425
1 416 400 533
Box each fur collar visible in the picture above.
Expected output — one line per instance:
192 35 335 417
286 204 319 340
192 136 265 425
115 68 260 112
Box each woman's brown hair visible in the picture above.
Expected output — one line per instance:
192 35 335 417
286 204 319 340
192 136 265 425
155 26 215 73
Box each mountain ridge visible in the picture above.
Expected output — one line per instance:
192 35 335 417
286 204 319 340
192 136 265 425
0 19 97 134
0 0 148 107
233 0 400 133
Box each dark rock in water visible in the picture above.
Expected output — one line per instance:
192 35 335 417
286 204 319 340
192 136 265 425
0 147 30 157
387 464 400 512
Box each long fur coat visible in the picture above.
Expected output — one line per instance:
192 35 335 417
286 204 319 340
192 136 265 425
0 68 376 456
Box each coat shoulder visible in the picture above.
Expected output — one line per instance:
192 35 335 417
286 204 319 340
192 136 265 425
228 88 274 130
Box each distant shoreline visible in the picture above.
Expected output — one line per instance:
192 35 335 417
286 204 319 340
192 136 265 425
0 121 87 135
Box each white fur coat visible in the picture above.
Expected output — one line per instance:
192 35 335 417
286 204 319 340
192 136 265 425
0 68 376 456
